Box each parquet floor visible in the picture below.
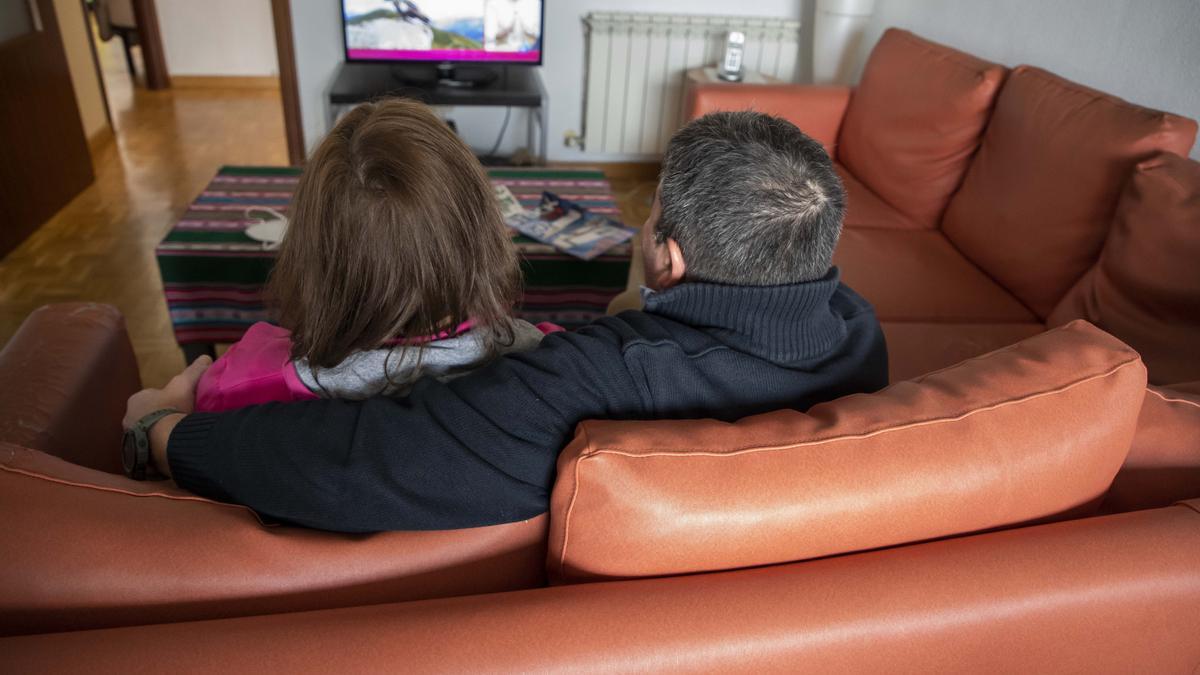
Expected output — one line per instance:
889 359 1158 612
0 36 658 388
0 35 288 387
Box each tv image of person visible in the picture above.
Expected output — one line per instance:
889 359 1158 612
484 0 540 52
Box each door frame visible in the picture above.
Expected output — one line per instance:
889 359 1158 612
270 0 305 165
130 0 169 89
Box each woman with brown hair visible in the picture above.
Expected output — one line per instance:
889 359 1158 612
192 98 558 411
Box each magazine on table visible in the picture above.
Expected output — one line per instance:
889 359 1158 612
494 186 635 260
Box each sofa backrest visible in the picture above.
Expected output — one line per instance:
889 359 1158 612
0 446 548 636
548 321 1146 583
837 28 1007 228
1048 153 1200 385
941 66 1198 319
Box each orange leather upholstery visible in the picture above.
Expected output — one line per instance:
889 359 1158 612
833 228 1036 322
0 303 139 473
835 163 921 229
881 321 1045 383
1049 153 1200 385
837 29 1007 228
6 502 1198 673
942 66 1199 318
1103 385 1200 514
548 322 1145 582
0 445 547 636
685 82 852 155
6 26 1200 665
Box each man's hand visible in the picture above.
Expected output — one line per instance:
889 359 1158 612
123 356 213 477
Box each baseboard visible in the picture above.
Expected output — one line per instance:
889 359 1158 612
171 75 281 90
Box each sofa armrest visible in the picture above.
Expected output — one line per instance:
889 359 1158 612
685 83 853 155
0 445 547 637
0 303 140 473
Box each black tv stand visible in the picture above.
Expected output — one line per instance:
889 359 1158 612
388 63 500 88
329 62 548 163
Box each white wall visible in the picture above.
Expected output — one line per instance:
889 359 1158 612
540 0 804 161
53 0 110 140
291 1 345 156
158 0 279 77
292 1 806 159
853 0 1200 160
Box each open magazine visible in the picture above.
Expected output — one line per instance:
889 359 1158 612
495 186 635 260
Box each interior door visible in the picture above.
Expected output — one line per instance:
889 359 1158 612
0 0 94 259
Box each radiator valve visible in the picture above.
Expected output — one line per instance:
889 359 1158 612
563 130 584 149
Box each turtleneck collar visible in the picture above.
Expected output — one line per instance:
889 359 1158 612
642 267 847 366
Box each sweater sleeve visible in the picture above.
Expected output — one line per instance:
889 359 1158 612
167 325 640 532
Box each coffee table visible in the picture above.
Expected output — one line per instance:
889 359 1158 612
157 166 632 361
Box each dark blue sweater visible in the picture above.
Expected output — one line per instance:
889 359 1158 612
168 268 887 532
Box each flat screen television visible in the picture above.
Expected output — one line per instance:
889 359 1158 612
343 1 544 65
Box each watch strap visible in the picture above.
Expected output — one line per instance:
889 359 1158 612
127 407 182 480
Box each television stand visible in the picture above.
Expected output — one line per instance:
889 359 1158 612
435 63 499 88
387 63 500 88
329 62 548 164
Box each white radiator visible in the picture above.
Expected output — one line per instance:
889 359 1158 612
582 12 805 156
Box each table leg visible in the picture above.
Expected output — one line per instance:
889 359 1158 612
182 342 217 364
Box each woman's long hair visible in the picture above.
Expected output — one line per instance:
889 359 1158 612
267 98 520 369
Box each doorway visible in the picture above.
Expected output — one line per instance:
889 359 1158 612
79 0 304 164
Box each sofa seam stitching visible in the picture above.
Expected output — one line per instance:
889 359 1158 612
0 464 272 526
586 356 1140 459
558 422 592 575
1147 388 1200 409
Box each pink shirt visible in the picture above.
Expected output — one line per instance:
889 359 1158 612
195 320 564 413
195 323 317 413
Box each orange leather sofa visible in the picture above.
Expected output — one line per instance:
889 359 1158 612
4 28 1200 672
2 303 1199 671
685 28 1200 387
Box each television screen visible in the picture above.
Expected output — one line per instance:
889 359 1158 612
343 0 543 64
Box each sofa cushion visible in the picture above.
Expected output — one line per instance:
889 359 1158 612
882 321 1045 383
837 29 1006 228
1048 153 1200 385
836 164 920 230
548 321 1146 582
0 445 548 636
1102 385 1200 514
833 228 1036 322
942 67 1198 318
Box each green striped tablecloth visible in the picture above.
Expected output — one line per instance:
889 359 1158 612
157 166 632 345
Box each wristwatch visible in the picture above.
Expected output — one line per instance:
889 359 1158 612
122 408 181 480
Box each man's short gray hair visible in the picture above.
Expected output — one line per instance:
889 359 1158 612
658 111 846 286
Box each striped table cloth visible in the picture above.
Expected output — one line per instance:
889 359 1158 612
157 166 632 345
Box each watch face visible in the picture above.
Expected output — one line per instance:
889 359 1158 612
121 430 138 477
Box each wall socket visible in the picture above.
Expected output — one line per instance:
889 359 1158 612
562 130 584 149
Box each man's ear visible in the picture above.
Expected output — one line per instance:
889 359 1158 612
660 237 687 289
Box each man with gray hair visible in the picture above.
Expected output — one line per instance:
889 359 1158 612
125 111 888 533
652 111 846 287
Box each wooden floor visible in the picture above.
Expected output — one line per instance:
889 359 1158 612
0 38 288 387
0 38 657 388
